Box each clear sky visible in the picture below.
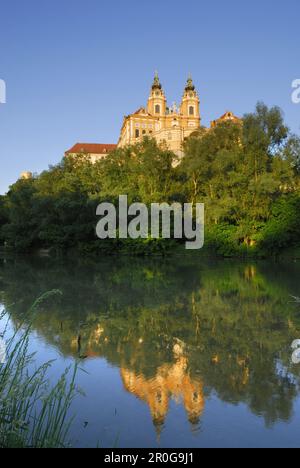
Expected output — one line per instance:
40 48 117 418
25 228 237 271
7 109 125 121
0 0 299 194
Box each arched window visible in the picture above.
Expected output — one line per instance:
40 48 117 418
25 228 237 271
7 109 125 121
155 104 161 114
189 106 195 116
135 129 140 138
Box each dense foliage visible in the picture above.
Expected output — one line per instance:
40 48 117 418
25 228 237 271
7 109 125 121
1 102 300 257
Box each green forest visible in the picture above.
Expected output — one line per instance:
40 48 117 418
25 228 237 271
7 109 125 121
1 102 300 257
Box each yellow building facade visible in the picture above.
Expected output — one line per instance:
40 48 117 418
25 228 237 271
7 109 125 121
118 74 201 156
63 74 241 164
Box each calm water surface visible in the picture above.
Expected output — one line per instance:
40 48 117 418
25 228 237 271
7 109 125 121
1 255 300 448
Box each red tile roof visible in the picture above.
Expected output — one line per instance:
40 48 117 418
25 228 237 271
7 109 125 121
65 143 117 155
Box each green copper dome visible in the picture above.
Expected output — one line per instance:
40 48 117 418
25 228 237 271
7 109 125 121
185 76 195 92
152 72 162 90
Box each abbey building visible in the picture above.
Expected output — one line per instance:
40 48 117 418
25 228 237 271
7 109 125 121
65 74 240 160
118 74 201 156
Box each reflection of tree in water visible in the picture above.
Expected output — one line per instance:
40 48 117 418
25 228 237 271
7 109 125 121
1 256 300 429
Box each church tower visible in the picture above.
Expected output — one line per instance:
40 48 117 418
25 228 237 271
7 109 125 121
180 76 200 130
147 72 167 116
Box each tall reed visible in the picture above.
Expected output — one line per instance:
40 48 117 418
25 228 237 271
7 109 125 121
0 292 78 448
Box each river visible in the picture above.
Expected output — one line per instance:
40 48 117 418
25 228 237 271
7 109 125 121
0 255 300 448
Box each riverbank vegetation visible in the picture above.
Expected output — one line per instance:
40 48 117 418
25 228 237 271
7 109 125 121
0 294 77 448
0 102 300 257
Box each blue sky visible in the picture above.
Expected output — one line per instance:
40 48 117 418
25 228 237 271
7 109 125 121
0 0 299 194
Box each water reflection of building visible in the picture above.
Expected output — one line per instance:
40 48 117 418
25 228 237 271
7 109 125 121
69 323 205 432
121 354 205 433
69 327 205 434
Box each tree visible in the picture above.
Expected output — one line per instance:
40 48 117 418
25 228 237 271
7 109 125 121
0 195 8 245
1 104 299 256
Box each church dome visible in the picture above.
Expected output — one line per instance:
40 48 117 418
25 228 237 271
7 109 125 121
185 76 195 92
151 72 162 90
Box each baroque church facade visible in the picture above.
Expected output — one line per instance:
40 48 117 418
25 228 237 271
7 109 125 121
65 74 240 160
118 74 201 156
